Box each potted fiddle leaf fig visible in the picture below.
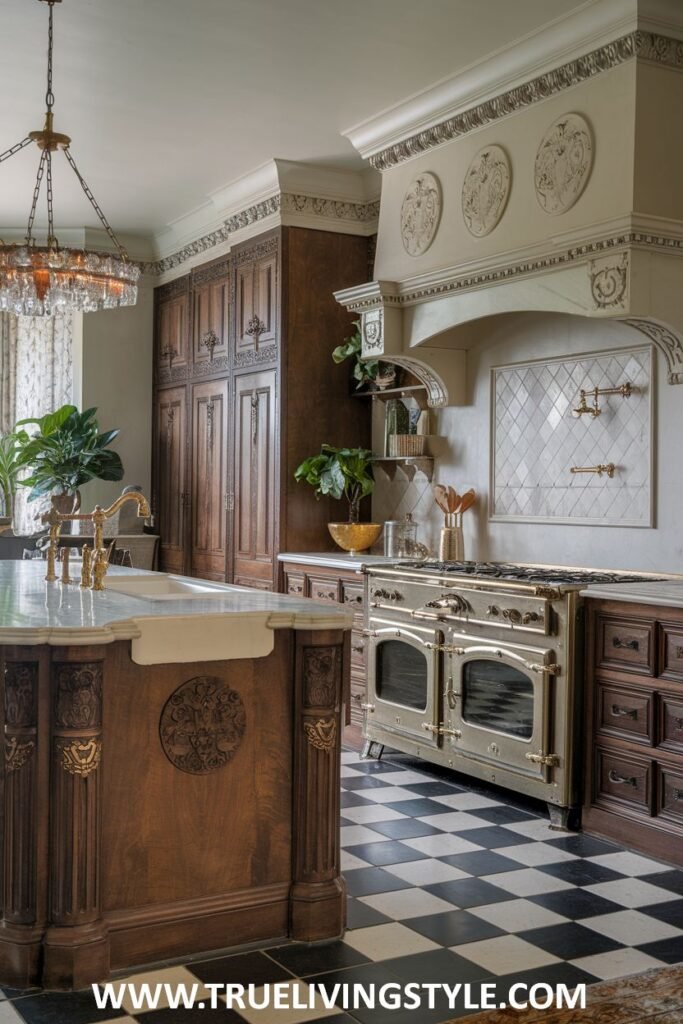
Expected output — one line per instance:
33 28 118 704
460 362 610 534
294 445 381 554
14 404 124 517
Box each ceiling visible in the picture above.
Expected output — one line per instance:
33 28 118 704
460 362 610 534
0 0 589 238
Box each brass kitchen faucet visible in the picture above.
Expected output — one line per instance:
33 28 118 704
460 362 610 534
41 491 151 590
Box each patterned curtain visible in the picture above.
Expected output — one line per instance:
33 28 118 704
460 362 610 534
0 313 73 534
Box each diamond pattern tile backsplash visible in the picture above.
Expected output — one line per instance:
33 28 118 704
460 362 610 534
491 347 653 526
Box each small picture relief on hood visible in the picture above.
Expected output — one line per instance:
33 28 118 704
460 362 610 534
534 113 593 215
400 172 442 256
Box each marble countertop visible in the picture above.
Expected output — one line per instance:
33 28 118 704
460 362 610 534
278 551 412 571
581 580 683 607
0 563 353 661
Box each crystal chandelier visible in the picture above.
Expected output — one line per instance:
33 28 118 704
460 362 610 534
0 0 140 316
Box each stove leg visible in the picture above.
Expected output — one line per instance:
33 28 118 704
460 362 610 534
361 740 384 760
547 804 578 831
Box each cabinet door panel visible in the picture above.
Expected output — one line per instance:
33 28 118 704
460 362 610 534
193 278 229 367
191 380 228 580
235 246 278 361
157 295 189 372
233 370 276 587
155 387 188 573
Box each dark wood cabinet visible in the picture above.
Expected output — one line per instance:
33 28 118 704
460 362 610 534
154 386 188 574
153 227 371 585
583 598 683 866
233 370 277 589
191 379 229 580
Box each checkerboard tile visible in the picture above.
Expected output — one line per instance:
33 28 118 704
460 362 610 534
6 749 683 1024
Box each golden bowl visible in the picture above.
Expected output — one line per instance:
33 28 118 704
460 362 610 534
328 522 383 555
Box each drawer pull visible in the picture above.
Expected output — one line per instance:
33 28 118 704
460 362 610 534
345 594 363 605
611 704 638 720
608 769 638 787
671 788 683 802
316 590 336 601
674 717 683 731
612 636 639 651
676 646 683 659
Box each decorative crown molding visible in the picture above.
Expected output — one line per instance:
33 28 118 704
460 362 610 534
366 31 683 172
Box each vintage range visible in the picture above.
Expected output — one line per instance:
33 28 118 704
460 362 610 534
362 561 665 827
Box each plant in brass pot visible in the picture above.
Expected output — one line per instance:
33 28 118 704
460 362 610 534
14 405 124 516
332 321 398 391
294 445 381 554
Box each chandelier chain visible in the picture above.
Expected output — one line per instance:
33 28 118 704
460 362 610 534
26 149 48 245
0 137 35 165
46 2 55 113
63 149 129 261
46 150 56 245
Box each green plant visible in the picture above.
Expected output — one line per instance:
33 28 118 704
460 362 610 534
14 404 124 503
0 433 23 518
294 445 375 523
332 321 379 390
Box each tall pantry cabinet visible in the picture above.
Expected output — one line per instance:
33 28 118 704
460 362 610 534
152 227 371 588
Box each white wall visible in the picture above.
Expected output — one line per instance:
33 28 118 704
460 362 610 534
78 278 154 509
373 313 683 574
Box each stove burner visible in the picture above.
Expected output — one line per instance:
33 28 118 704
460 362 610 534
400 561 662 587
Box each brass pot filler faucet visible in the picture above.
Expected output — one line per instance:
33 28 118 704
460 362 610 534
41 491 151 590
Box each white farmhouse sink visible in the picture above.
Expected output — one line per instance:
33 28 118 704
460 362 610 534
105 574 231 600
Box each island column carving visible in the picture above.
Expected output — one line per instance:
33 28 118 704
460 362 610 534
0 651 49 987
43 650 109 989
290 630 347 941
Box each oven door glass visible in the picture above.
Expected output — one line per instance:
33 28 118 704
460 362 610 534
447 638 556 780
367 623 442 746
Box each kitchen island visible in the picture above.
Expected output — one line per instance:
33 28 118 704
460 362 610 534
0 563 352 990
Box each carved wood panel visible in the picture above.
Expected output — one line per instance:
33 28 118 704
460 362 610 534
191 380 229 580
157 293 189 374
155 387 188 574
235 243 278 364
3 660 38 925
232 370 276 588
193 276 229 369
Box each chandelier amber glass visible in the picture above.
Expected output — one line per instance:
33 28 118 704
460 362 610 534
0 0 139 316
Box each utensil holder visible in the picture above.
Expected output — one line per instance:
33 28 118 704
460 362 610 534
439 514 464 561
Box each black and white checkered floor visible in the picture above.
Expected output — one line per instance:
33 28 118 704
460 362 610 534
3 749 683 1024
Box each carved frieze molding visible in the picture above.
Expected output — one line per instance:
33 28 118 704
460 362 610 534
369 32 683 172
150 192 379 277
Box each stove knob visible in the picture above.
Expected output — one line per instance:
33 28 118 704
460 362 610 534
502 607 522 624
487 605 500 617
522 611 542 625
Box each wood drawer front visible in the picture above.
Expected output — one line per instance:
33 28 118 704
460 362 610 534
597 615 654 675
350 629 366 671
595 748 652 813
349 673 366 725
660 696 683 753
659 765 683 823
309 576 340 604
661 626 683 682
342 583 365 622
597 683 653 744
284 572 305 597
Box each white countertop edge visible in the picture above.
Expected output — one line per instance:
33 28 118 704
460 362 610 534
278 551 412 570
0 609 354 646
581 582 683 608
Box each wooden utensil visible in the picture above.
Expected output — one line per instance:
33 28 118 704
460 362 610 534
458 489 476 514
433 485 450 515
446 486 460 514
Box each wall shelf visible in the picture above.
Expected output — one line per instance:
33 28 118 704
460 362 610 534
373 456 434 481
353 384 429 408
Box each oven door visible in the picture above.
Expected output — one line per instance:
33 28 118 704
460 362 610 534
366 621 443 746
447 637 558 781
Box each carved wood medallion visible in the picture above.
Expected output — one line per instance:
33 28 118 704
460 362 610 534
303 717 337 752
159 676 246 774
461 145 511 237
534 113 593 215
400 173 442 256
54 663 103 729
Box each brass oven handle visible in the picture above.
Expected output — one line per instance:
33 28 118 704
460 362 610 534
612 636 639 651
422 722 462 738
608 769 638 787
611 704 638 719
360 702 375 712
450 646 560 676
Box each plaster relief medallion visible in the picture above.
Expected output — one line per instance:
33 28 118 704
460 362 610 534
461 145 511 237
400 172 442 256
159 676 246 775
534 113 593 215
